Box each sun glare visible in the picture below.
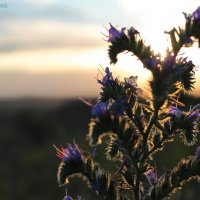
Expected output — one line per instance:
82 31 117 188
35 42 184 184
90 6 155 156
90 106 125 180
0 48 109 73
119 0 200 55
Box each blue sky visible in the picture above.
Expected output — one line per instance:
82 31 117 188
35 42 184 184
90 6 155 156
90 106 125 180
0 0 123 23
0 0 200 98
1 0 200 53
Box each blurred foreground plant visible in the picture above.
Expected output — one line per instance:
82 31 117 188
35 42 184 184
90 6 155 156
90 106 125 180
55 7 200 200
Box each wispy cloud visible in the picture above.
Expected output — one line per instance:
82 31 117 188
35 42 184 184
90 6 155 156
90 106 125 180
0 47 109 72
0 21 103 52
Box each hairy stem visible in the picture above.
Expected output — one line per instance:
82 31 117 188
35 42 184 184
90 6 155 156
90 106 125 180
147 156 200 200
143 110 158 154
126 111 144 135
134 176 140 200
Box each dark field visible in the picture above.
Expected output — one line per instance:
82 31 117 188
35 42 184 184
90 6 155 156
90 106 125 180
0 96 200 200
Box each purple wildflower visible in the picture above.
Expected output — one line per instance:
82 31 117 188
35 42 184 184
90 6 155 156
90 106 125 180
162 55 176 71
169 106 182 118
196 146 200 161
55 143 82 163
124 76 138 86
63 196 73 200
106 23 126 43
187 104 200 120
98 67 113 87
105 66 111 75
143 57 159 70
92 101 109 117
170 104 199 146
124 76 143 95
146 169 157 185
127 27 139 37
110 99 127 117
193 6 200 21
63 196 81 200
103 67 113 85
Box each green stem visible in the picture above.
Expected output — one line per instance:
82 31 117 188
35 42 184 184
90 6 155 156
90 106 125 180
143 110 158 153
141 138 165 163
126 110 144 135
141 120 174 163
147 156 200 200
134 176 140 200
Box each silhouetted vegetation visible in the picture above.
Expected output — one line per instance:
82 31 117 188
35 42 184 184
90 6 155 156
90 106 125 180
0 96 199 199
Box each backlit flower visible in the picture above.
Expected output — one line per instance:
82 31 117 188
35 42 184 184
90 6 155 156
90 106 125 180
63 196 73 200
124 75 143 95
193 6 200 21
196 146 200 161
169 106 182 118
146 169 157 185
162 55 176 71
106 23 126 43
98 67 113 87
170 104 200 146
143 57 159 70
55 143 82 163
92 101 109 117
124 76 138 86
63 195 81 200
110 99 127 117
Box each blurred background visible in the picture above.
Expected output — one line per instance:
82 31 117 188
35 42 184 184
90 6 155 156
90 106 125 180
0 0 200 199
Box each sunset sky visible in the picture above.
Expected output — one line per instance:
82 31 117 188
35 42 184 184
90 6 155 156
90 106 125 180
0 0 200 98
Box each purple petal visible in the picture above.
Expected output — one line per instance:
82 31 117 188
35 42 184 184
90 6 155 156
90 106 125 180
193 7 200 20
98 67 113 87
196 146 200 161
162 55 176 71
146 169 157 185
92 102 109 117
110 99 127 116
108 23 126 42
63 195 73 200
169 106 182 118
